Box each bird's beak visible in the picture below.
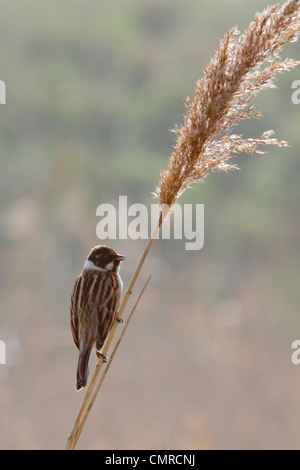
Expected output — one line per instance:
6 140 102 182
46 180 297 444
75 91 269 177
115 254 126 262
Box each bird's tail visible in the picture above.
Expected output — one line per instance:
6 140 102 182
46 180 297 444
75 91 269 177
76 344 92 391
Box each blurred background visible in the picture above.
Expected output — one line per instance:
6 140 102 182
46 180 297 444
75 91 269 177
0 0 300 450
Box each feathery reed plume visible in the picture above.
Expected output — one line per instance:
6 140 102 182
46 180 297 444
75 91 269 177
155 0 300 207
65 0 300 450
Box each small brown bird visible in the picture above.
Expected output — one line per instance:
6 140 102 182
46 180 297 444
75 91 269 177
70 245 125 390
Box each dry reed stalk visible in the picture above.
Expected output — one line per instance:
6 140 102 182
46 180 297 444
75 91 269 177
65 0 300 450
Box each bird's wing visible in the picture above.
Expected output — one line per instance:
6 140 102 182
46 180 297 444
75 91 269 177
71 272 121 351
70 275 81 350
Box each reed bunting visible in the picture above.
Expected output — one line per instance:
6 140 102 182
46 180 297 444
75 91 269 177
70 245 125 390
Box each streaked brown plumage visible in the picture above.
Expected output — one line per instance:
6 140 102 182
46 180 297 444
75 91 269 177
70 245 125 390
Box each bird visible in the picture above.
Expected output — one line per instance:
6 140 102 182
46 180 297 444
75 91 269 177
70 245 125 390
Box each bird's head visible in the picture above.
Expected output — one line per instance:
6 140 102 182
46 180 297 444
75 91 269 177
84 245 126 273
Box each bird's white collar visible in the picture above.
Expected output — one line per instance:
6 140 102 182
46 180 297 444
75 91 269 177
83 259 105 271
